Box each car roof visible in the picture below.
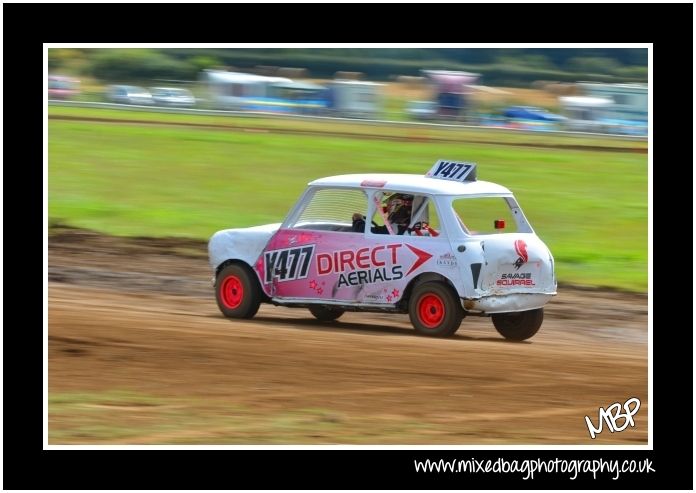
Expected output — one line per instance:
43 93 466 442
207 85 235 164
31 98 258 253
308 173 512 196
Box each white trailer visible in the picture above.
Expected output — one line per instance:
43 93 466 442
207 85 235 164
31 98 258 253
559 96 613 133
202 69 292 110
328 80 383 119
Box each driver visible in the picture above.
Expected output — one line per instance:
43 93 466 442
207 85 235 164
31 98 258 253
352 193 414 235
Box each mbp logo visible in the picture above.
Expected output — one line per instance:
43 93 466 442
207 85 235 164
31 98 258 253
584 397 641 439
264 245 315 283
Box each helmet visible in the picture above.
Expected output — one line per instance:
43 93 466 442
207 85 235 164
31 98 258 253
384 193 413 226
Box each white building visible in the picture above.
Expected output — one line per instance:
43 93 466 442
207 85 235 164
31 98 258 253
576 82 648 123
328 80 383 119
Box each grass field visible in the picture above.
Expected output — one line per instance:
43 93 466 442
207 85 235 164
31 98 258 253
48 107 648 291
48 106 648 150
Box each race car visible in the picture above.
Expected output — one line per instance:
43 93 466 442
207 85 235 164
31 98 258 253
209 160 556 341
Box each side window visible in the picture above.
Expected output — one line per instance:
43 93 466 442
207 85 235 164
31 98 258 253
423 200 441 230
409 196 441 238
369 191 405 234
369 193 441 237
370 194 387 228
452 197 517 235
290 188 366 233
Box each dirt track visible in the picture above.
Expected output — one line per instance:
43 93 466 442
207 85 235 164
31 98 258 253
48 227 648 444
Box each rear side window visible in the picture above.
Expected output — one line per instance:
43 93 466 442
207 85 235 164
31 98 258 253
452 197 517 235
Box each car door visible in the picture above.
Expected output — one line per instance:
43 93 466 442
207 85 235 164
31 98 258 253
258 187 367 301
262 227 365 301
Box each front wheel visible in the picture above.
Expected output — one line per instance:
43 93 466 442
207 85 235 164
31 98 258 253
492 308 543 341
308 305 345 322
215 263 262 319
408 282 463 337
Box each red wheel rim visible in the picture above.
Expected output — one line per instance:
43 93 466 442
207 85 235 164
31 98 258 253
220 275 244 309
418 294 445 328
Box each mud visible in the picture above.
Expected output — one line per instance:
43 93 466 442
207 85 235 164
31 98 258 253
48 227 649 444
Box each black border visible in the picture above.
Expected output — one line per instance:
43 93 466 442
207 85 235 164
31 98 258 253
6 2 693 490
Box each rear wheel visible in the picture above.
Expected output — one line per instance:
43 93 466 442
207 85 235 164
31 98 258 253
308 305 345 322
492 308 543 341
215 263 262 319
408 282 463 337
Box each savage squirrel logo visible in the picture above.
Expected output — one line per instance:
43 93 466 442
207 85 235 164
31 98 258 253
497 272 535 286
513 239 528 270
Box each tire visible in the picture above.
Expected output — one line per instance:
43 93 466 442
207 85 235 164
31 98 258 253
408 282 463 337
492 308 543 341
308 305 345 322
215 263 262 319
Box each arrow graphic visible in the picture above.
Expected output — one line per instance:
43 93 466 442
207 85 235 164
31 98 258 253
404 244 433 276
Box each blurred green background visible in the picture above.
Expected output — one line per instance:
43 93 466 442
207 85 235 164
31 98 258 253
48 106 647 292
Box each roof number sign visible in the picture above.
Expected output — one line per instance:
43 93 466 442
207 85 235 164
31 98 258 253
426 160 477 182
